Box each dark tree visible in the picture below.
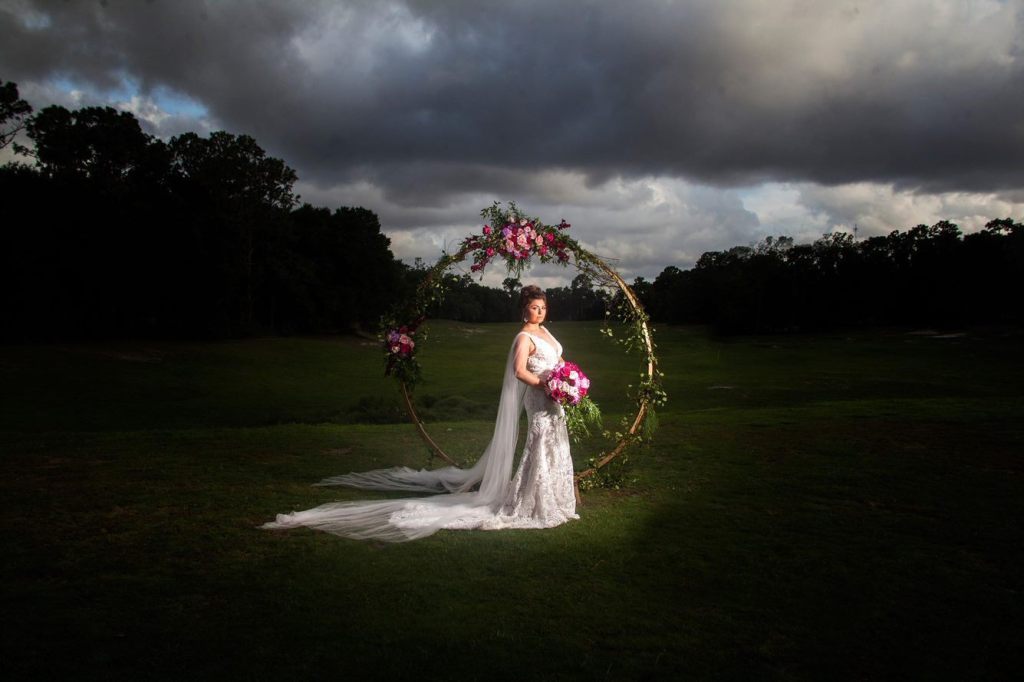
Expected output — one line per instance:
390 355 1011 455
0 79 32 150
644 219 1024 334
1 87 408 342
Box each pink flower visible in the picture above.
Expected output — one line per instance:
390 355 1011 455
539 244 548 255
544 361 591 406
486 247 495 257
483 225 492 235
545 233 555 243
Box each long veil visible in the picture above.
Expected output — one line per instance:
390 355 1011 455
260 333 530 542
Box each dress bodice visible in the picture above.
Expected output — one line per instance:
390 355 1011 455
521 328 562 376
519 328 564 421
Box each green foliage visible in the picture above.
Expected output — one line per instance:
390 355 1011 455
577 451 636 491
563 395 603 442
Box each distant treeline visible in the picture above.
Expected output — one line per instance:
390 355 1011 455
414 270 610 323
635 220 1023 333
1 86 406 341
2 80 1020 341
408 217 1024 334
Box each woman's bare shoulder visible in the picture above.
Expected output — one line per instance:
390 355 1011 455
514 330 536 352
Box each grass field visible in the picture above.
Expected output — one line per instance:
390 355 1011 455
1 321 1022 680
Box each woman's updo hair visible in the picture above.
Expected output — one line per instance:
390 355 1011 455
519 285 547 320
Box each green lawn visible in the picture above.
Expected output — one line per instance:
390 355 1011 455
1 322 1021 680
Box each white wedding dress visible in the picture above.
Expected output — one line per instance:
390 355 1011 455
260 328 579 542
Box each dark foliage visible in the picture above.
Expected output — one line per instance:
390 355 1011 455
4 80 1019 340
420 269 610 323
639 220 1024 333
0 99 403 342
0 79 32 150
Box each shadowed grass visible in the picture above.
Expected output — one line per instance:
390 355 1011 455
1 322 1022 680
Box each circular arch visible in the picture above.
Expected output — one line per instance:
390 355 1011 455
382 204 664 489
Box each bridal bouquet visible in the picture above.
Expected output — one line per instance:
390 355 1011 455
544 361 603 441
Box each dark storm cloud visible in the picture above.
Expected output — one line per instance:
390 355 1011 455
3 0 1023 202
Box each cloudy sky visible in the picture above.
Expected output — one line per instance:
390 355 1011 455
3 0 1023 286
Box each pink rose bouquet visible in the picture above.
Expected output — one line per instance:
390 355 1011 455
544 361 591 407
543 361 602 441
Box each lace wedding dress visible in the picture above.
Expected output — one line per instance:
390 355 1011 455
260 328 579 542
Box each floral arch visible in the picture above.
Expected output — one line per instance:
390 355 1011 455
381 202 665 489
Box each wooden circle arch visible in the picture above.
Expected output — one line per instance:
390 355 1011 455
397 238 658 488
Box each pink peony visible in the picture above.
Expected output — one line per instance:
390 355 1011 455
543 361 591 407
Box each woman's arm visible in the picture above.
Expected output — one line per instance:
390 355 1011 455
513 336 543 387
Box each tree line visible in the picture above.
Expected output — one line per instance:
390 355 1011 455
634 220 1023 333
3 79 1020 340
1 81 405 342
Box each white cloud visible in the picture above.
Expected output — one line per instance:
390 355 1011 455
794 183 1024 238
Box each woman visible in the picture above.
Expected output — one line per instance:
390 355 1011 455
261 285 579 541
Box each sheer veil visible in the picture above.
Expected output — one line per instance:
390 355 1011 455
260 333 531 542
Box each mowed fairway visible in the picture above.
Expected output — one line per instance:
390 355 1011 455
1 321 1021 680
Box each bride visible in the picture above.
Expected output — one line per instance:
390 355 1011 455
260 284 579 542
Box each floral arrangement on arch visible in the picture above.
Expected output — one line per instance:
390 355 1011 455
384 315 426 386
462 203 573 278
384 202 580 387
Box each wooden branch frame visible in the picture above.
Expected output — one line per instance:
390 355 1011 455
388 216 661 495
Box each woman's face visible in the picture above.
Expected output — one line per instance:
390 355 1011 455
525 298 547 324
